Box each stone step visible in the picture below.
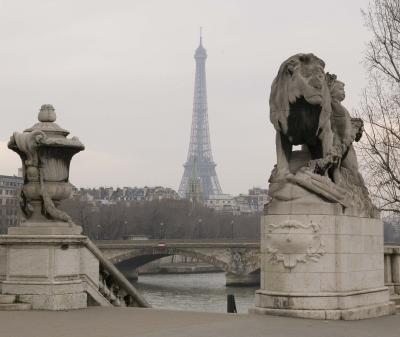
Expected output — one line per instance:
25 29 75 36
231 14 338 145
0 303 32 311
0 295 16 304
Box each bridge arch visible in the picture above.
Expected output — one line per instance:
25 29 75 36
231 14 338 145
111 247 230 273
97 240 261 286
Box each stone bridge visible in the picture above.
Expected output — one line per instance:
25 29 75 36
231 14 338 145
95 239 260 286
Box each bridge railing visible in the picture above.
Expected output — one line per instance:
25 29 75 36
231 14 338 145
384 245 400 295
84 238 150 308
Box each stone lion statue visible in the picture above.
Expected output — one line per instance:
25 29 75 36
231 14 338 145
268 53 376 217
269 53 334 180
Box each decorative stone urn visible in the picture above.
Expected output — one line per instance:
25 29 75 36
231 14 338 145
0 104 90 310
7 104 84 234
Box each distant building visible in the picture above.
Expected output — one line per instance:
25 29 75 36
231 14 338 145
205 187 270 215
76 186 180 204
205 194 235 213
0 175 23 233
234 188 270 214
144 186 180 201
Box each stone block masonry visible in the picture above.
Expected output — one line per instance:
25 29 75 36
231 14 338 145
250 201 395 320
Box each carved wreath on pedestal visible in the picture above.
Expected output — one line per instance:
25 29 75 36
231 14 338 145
266 220 326 269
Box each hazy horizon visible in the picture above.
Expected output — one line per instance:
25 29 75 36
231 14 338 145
0 0 371 195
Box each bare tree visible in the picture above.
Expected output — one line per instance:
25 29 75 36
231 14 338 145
359 0 400 212
62 197 260 240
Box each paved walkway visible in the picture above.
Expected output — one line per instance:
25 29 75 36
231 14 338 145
0 307 399 337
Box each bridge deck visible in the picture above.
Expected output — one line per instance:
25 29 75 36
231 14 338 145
0 307 398 337
95 239 260 249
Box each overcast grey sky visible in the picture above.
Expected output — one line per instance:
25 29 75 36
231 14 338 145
0 0 371 194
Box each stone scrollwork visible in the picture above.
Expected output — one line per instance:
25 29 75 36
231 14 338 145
266 220 326 269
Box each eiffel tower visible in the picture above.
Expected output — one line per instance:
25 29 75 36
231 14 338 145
178 32 223 200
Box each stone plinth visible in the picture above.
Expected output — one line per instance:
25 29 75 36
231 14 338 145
250 201 395 320
8 221 82 235
0 234 93 310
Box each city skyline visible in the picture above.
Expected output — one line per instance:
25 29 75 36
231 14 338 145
0 1 371 195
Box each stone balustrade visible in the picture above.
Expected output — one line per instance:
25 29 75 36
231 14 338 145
384 245 400 295
84 238 150 307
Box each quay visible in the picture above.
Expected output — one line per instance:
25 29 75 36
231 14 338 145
0 307 399 337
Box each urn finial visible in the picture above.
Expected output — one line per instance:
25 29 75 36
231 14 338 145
38 104 56 122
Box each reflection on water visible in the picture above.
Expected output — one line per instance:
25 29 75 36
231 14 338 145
134 272 257 314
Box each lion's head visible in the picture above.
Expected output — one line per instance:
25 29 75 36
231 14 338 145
270 53 332 135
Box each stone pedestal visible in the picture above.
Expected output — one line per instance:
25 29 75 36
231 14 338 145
250 201 395 320
0 234 89 310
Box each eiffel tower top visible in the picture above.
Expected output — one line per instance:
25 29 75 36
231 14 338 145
195 27 207 59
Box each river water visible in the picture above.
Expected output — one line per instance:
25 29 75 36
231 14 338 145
134 272 257 314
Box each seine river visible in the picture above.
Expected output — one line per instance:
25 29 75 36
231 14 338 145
134 272 257 314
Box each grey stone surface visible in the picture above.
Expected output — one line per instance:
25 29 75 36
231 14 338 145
256 54 392 319
0 235 97 310
8 104 84 227
0 105 96 310
0 302 32 311
8 224 82 235
80 245 99 288
19 293 87 311
250 301 395 320
255 210 394 319
1 106 147 309
0 307 400 337
268 54 375 217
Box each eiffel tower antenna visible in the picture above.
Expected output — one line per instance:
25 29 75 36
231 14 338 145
178 32 223 199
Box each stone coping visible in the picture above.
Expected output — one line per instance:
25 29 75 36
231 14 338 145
2 280 83 286
0 235 87 245
256 287 389 298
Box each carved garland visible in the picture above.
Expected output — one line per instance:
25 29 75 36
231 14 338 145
266 220 326 269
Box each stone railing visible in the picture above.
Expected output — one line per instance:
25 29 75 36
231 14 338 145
84 238 150 307
384 245 400 295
